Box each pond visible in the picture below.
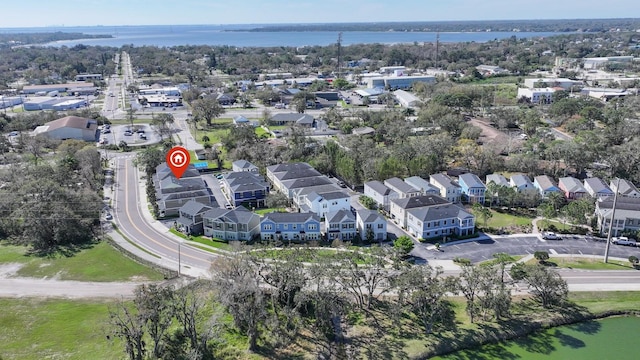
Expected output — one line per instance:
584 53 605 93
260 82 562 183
433 316 640 360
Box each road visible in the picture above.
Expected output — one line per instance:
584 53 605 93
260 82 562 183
111 154 215 277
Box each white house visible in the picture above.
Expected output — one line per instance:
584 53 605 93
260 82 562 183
404 176 440 195
406 204 475 240
304 191 351 218
390 195 450 229
356 209 387 242
510 174 537 195
429 173 461 203
583 177 614 200
610 178 640 198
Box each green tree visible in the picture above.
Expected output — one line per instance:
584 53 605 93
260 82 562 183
394 236 414 256
472 203 492 226
192 97 225 127
512 264 568 308
151 112 174 141
534 251 550 263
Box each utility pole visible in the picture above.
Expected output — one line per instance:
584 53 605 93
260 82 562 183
337 32 343 79
604 178 621 263
178 242 182 277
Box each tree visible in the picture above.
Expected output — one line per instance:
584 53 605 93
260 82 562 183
472 203 492 226
134 146 164 176
629 255 639 268
109 299 147 360
132 284 175 359
393 236 414 256
407 265 457 335
151 112 174 141
266 192 289 209
534 251 550 263
512 264 568 308
211 253 266 352
191 97 225 127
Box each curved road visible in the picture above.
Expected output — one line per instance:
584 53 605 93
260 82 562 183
112 156 215 277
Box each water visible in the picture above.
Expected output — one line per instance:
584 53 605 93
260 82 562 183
433 316 640 360
0 25 565 47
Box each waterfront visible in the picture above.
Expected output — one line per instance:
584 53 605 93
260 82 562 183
0 25 566 47
434 316 640 360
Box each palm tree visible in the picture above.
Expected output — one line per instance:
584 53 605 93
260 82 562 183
472 203 493 227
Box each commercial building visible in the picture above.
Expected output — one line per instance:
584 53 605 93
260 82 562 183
32 116 98 141
366 75 436 90
517 88 556 104
523 78 583 90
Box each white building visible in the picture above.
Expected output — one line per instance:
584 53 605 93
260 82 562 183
356 209 387 242
364 181 399 210
517 88 556 104
304 191 351 219
32 116 98 141
393 90 420 107
367 75 436 90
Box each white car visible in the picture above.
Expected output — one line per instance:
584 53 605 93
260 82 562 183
542 231 561 240
612 236 637 246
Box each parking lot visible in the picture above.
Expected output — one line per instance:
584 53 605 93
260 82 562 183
99 124 161 146
425 234 640 263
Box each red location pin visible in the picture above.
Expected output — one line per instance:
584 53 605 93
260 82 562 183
166 146 191 179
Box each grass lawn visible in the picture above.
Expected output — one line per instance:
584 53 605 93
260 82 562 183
188 150 219 169
484 209 533 228
254 126 271 138
253 207 286 215
569 291 640 313
527 256 634 270
169 228 231 251
0 242 165 282
538 219 574 231
194 127 229 145
0 298 123 360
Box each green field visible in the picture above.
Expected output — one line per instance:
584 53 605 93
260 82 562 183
527 256 634 271
0 298 123 360
485 209 534 228
0 242 165 282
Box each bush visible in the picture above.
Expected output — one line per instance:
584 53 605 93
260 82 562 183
393 236 414 256
534 251 550 263
453 257 472 266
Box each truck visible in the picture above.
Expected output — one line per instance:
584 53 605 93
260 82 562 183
611 236 638 246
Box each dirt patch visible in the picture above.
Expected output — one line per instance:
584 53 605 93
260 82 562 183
0 263 24 278
469 117 524 153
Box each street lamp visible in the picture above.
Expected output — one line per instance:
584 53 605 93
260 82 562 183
604 178 621 263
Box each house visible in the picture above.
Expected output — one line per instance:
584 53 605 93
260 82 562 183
510 174 536 195
558 177 588 200
458 173 486 204
176 200 212 236
384 177 421 198
232 159 258 173
390 195 450 229
356 209 387 242
233 115 251 126
595 197 640 237
406 203 475 240
610 178 640 198
216 93 236 105
429 173 461 203
404 176 440 195
202 207 261 241
220 171 270 208
269 113 316 127
364 180 399 210
583 177 614 200
292 183 343 208
533 175 562 198
303 191 351 218
486 174 510 188
267 162 322 195
155 177 212 217
31 116 99 141
156 162 200 181
259 213 322 242
325 210 357 241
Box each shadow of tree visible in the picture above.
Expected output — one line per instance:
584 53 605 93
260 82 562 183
512 329 555 354
567 319 601 335
554 330 586 349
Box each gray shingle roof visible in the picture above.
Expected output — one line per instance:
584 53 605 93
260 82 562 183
391 195 450 209
486 174 509 187
156 162 200 180
430 173 460 188
534 175 559 191
179 199 213 216
612 178 640 196
584 177 613 195
274 168 322 180
270 113 315 125
326 209 355 223
511 174 533 187
559 177 586 193
232 159 256 169
262 212 320 223
365 180 393 196
282 176 333 189
407 204 473 222
357 209 384 223
267 162 312 174
384 177 420 194
458 173 485 189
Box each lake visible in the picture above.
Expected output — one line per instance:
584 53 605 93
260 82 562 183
0 25 566 47
433 316 640 360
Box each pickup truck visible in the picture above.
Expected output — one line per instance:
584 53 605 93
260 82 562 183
611 236 638 246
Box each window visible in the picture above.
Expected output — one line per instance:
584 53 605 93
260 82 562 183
284 224 288 230
308 224 317 230
292 224 297 230
263 224 273 230
377 223 384 229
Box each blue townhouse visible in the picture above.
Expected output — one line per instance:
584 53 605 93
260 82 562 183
260 212 322 242
458 173 486 204
221 171 270 208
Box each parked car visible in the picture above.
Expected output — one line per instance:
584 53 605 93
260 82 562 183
611 236 638 246
104 213 113 220
139 133 147 140
216 174 224 179
9 131 19 136
136 129 145 134
102 129 111 134
225 204 234 210
542 231 561 240
124 130 133 136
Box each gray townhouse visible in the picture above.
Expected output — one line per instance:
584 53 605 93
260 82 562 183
390 194 451 229
232 159 259 173
364 180 399 211
384 177 421 198
325 210 357 241
220 171 270 208
404 176 440 195
583 177 614 200
406 203 475 240
595 197 640 237
610 178 640 198
202 207 261 241
176 200 212 236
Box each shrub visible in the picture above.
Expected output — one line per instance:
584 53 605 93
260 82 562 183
534 251 550 263
453 257 472 266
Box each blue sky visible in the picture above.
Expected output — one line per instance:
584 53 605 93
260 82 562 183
1 0 639 28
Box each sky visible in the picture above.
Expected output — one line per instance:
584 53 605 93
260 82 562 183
1 0 639 28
